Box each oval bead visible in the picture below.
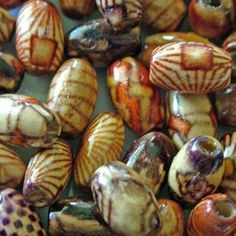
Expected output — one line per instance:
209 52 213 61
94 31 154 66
66 19 141 68
0 188 47 236
0 94 61 148
0 7 15 43
188 193 236 236
96 0 143 33
150 42 232 93
166 91 217 149
168 136 225 205
107 57 164 134
0 0 21 8
16 0 64 74
0 144 26 189
74 112 125 189
23 140 72 207
123 131 176 194
143 0 186 32
48 58 98 137
91 161 160 236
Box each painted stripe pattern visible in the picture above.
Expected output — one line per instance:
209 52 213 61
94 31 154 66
150 42 232 93
0 94 61 148
48 58 98 137
23 139 72 207
16 0 64 73
74 112 124 188
0 143 26 189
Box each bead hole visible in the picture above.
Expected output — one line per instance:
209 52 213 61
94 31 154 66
215 201 234 217
199 139 216 153
207 0 222 7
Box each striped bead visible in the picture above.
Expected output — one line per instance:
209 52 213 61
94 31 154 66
0 143 26 189
0 7 15 43
150 42 232 93
23 140 72 207
107 57 164 134
0 94 61 148
143 0 186 32
16 0 64 74
74 112 124 188
48 58 98 137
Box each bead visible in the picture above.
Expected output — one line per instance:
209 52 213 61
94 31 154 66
0 0 22 8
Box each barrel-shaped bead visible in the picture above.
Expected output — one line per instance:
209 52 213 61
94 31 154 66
150 42 232 93
48 58 97 137
16 0 64 74
23 140 72 207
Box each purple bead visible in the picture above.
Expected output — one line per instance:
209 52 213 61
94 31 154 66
2 218 10 225
0 229 7 236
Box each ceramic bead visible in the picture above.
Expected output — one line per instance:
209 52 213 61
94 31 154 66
0 94 61 148
91 161 160 236
60 0 95 19
16 0 64 74
123 131 176 194
150 42 232 93
96 0 143 33
0 0 22 8
66 19 141 68
166 91 217 149
143 0 186 32
188 193 236 236
23 140 72 207
189 0 235 39
47 58 97 137
49 198 112 236
215 84 236 126
168 136 225 205
74 112 124 189
0 188 47 236
0 7 15 43
0 143 26 189
107 57 164 134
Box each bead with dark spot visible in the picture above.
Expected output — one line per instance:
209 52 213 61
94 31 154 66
2 218 10 225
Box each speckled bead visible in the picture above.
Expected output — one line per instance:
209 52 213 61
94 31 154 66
168 136 225 205
91 161 160 236
23 140 72 207
16 0 64 74
0 94 61 148
49 198 112 236
123 132 176 194
74 112 124 189
107 57 164 134
166 91 217 149
0 0 22 8
48 58 97 137
188 193 236 236
0 143 26 189
150 42 232 93
0 188 47 236
143 0 186 32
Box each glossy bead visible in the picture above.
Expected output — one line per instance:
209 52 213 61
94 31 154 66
143 0 186 32
66 19 141 68
189 0 235 39
60 0 95 19
49 198 112 236
0 188 47 236
96 0 143 33
168 136 225 205
0 94 61 148
215 84 236 126
74 112 125 189
0 0 22 8
23 140 72 207
166 91 217 149
107 57 164 134
47 58 98 137
188 193 236 236
150 42 232 93
16 0 64 74
0 7 15 43
123 131 176 194
141 32 211 68
91 161 160 236
0 143 26 189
